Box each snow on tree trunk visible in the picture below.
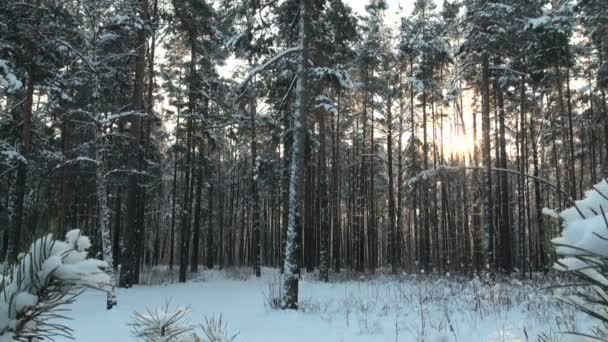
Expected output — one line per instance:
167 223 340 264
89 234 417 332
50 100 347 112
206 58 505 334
481 51 493 271
318 107 329 282
281 0 310 310
96 127 117 310
250 93 261 278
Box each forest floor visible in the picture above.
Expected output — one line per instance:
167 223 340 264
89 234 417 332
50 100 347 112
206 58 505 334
61 267 591 341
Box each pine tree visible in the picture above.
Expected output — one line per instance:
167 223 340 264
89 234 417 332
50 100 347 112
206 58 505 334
282 0 310 310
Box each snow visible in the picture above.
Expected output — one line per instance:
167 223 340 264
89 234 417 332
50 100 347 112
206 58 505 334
554 257 608 286
541 207 559 219
548 180 608 336
237 47 301 92
311 67 354 89
0 230 110 339
527 16 550 29
112 15 130 26
58 268 590 341
549 179 608 257
13 293 38 315
0 59 22 93
0 149 26 164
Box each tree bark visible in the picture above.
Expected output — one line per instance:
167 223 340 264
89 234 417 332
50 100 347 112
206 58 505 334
387 84 397 274
282 0 309 309
481 52 493 271
318 106 329 282
120 0 148 288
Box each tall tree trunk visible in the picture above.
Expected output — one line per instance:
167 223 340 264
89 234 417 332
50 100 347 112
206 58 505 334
93 49 117 307
218 156 224 269
496 81 511 273
421 90 430 271
250 93 261 277
169 74 181 272
120 0 148 288
206 155 214 270
397 67 405 274
481 52 493 271
369 72 376 273
332 89 341 273
191 141 204 273
8 72 34 264
387 86 397 274
113 194 121 270
530 91 546 273
281 104 292 273
58 120 71 237
178 36 196 283
282 0 309 309
95 130 117 309
7 0 41 264
565 67 577 198
318 107 329 282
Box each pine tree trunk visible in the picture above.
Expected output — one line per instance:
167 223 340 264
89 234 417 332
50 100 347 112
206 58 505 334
179 37 196 283
566 67 577 198
281 105 292 273
206 159 214 270
397 67 405 273
387 88 397 274
332 89 341 273
496 82 511 273
169 83 181 271
481 52 493 271
58 120 71 237
250 94 261 277
191 141 203 273
369 73 376 273
121 0 148 288
113 194 121 270
319 103 329 282
530 92 546 273
282 0 309 309
8 72 34 264
421 90 430 272
218 156 224 269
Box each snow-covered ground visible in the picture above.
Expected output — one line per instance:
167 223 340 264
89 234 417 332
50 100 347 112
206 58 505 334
61 268 590 341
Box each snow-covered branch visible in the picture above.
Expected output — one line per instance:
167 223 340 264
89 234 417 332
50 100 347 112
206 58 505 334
0 230 111 340
54 156 100 169
549 180 608 339
237 47 301 93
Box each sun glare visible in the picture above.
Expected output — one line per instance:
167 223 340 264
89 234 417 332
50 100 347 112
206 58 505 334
443 133 475 157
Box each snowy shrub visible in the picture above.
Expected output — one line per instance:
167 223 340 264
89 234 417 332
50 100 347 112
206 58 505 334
200 315 238 342
130 301 194 342
0 229 111 341
263 273 283 310
131 303 238 342
548 179 608 339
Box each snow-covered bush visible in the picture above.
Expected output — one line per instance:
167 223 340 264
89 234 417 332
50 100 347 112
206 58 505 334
130 302 194 342
263 273 283 310
548 179 608 338
0 229 111 341
200 315 238 342
131 303 238 342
